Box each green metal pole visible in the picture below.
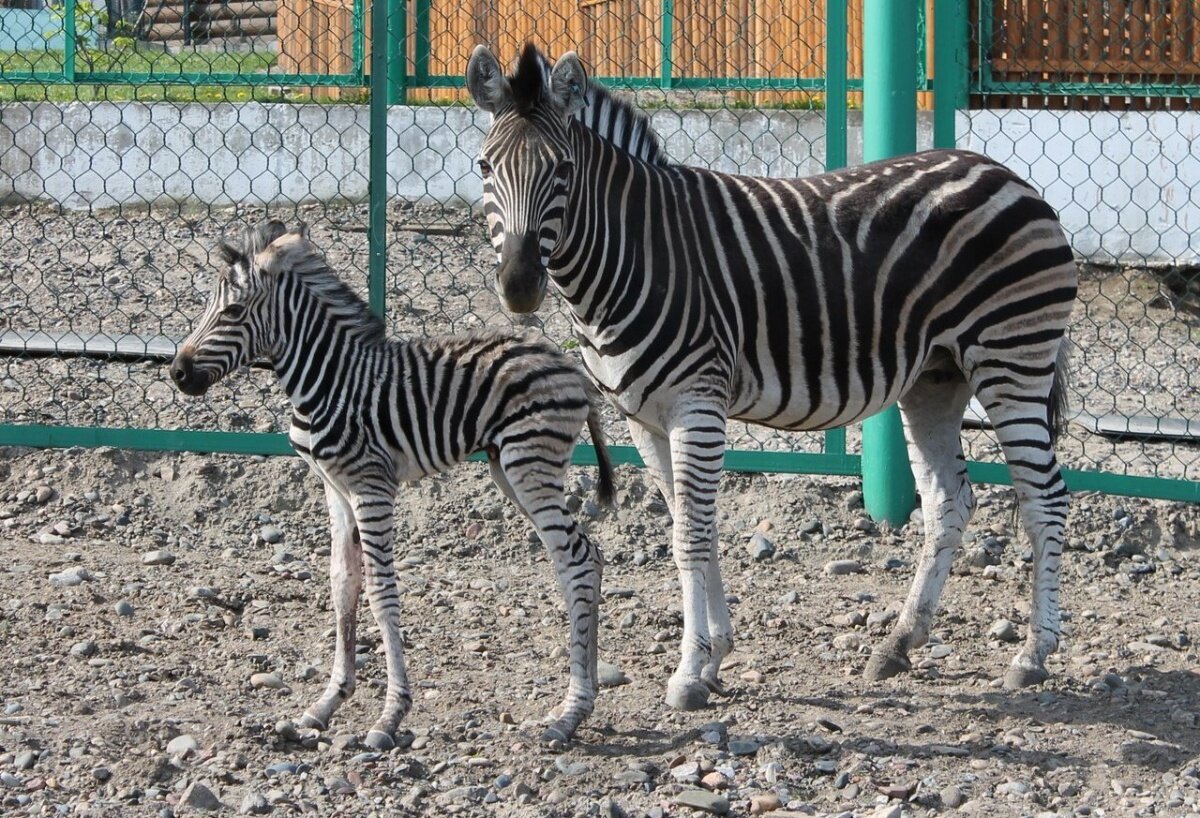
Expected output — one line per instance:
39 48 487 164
660 0 674 91
63 0 76 82
860 0 917 525
414 0 430 87
822 0 849 458
386 0 407 104
932 0 968 150
368 0 388 317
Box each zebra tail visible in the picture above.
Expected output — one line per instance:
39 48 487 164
586 404 616 508
1048 335 1073 447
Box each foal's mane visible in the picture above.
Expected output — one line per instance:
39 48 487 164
233 222 387 346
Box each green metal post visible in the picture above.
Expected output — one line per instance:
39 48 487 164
822 0 849 458
351 0 365 82
660 0 674 91
63 0 76 82
368 0 388 317
414 0 430 87
386 0 407 104
933 0 968 150
860 0 917 525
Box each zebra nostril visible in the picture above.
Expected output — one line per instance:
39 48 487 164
170 359 191 385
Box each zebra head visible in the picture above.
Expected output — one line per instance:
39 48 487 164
170 220 292 396
467 43 589 313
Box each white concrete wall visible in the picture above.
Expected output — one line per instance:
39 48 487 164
2 101 1198 263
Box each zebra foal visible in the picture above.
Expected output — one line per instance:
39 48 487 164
170 220 612 746
467 44 1077 709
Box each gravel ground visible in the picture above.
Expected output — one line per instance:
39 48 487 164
1 446 1200 818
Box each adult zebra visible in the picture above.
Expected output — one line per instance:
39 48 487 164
170 221 612 746
466 44 1077 709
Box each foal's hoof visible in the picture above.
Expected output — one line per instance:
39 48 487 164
363 729 396 751
540 724 572 747
297 713 326 731
1003 664 1049 690
665 677 711 711
863 649 911 682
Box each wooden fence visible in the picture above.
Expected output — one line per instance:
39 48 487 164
277 0 1200 107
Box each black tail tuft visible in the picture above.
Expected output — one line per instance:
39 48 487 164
1048 335 1072 446
586 404 616 507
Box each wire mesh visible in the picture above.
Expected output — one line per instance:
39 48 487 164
0 0 1196 497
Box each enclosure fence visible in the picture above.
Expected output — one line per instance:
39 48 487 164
1 0 1198 504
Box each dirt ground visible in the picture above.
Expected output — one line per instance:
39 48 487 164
2 445 1200 818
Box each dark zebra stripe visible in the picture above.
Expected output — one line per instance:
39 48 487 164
171 220 614 746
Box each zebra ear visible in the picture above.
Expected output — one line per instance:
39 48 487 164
549 51 588 118
217 241 245 267
467 45 512 113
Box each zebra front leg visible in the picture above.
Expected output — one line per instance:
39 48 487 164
490 446 601 744
865 373 974 682
299 481 363 730
664 412 727 711
700 529 734 695
351 489 413 750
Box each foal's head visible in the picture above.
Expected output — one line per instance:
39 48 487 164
170 220 309 396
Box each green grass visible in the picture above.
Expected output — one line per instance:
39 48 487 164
0 46 370 103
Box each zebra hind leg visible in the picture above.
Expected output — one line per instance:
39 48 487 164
971 352 1070 689
865 364 974 682
298 481 363 731
491 441 602 744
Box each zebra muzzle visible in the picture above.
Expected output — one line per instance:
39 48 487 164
495 234 548 313
169 352 211 397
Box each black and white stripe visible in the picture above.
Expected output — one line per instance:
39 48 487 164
170 220 612 745
468 44 1077 705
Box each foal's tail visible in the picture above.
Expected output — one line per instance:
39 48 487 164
1048 334 1072 447
586 403 616 508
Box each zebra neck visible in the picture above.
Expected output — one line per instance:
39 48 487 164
269 286 382 414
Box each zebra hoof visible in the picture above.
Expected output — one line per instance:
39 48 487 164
1003 664 1049 690
665 677 711 711
863 649 911 682
540 724 572 746
297 713 326 731
363 729 396 751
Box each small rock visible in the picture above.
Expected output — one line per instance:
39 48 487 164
114 601 135 617
746 532 775 561
249 672 288 690
166 735 199 756
728 738 761 756
35 486 54 504
750 793 782 814
741 669 765 684
823 560 864 576
261 525 285 544
554 758 588 776
989 619 1019 642
69 640 97 658
180 782 222 811
597 660 630 688
671 762 701 782
941 785 965 807
239 791 271 815
92 767 112 782
700 771 727 790
872 805 903 818
929 644 952 659
142 550 176 566
614 769 651 786
14 752 36 771
673 789 729 814
49 567 92 587
0 772 20 788
274 720 299 741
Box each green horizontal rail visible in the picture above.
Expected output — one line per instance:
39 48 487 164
0 423 862 477
1 71 367 87
4 423 1196 501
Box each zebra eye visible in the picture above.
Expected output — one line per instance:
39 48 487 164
478 160 492 179
555 161 574 180
222 303 247 320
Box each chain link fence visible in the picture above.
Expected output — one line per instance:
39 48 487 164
0 0 1196 499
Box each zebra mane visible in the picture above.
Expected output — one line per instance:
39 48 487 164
231 222 387 347
573 83 670 167
278 239 387 346
506 43 668 167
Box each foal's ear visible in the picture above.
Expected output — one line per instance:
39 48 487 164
549 51 588 118
291 221 310 241
217 240 245 267
467 45 512 113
